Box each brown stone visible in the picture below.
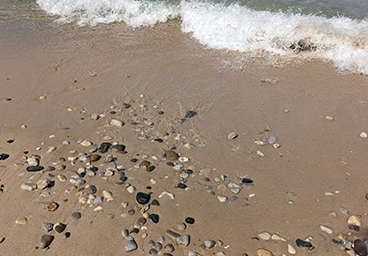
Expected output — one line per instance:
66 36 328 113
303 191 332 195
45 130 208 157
46 202 58 212
165 150 179 161
136 217 147 225
90 154 101 162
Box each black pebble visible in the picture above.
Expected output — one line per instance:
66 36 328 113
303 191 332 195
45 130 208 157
158 111 164 115
349 225 360 231
185 217 195 224
185 169 193 174
149 214 159 223
110 111 116 114
151 199 160 206
146 186 152 190
177 183 187 189
130 158 138 163
241 178 253 184
154 138 163 143
146 166 155 172
185 110 197 118
99 142 111 153
130 228 139 234
6 139 14 143
26 166 44 172
296 239 312 248
166 162 175 167
136 192 151 204
0 154 9 160
65 232 71 238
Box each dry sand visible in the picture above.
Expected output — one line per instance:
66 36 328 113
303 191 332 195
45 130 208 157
1 17 368 256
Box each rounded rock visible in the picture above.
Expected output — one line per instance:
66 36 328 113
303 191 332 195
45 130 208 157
42 222 53 232
136 192 151 204
39 235 54 249
227 132 238 140
125 240 138 252
204 239 215 248
53 223 66 233
185 217 195 224
348 215 362 226
71 212 81 220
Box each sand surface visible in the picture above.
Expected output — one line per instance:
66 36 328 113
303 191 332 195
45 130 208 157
1 17 368 256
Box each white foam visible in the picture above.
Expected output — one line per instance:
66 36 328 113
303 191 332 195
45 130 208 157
36 0 368 75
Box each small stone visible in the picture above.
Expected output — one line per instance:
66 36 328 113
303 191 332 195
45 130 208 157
320 225 334 234
21 182 37 191
158 191 175 199
349 225 360 231
164 244 175 252
53 223 66 233
46 202 58 212
57 174 67 182
348 215 362 226
27 157 39 166
258 232 271 240
149 214 159 223
359 132 367 138
125 240 138 252
137 217 146 225
111 119 124 127
15 217 27 224
230 188 240 194
188 251 202 256
204 239 215 248
175 222 186 231
165 230 180 241
185 217 195 224
91 113 99 120
151 199 159 206
71 212 81 220
94 206 103 211
288 244 296 254
99 142 111 153
268 136 277 144
90 154 101 162
256 249 272 256
37 179 51 190
227 132 238 140
325 115 334 121
127 186 136 194
42 223 53 232
164 150 179 161
185 110 197 118
103 190 114 201
128 209 135 215
177 235 190 246
136 192 151 204
26 166 44 172
149 248 158 255
217 195 227 202
271 234 286 241
47 147 56 153
354 239 367 256
339 207 349 215
80 140 92 146
179 157 189 162
63 140 70 145
0 153 9 160
39 235 54 249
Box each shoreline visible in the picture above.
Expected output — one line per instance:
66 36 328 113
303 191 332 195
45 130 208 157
1 17 368 255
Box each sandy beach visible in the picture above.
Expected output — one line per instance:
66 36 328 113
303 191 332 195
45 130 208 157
1 16 368 256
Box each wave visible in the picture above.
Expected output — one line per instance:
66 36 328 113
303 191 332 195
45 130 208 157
36 0 368 75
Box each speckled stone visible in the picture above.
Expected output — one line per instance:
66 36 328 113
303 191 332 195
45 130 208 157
42 222 53 232
39 235 54 249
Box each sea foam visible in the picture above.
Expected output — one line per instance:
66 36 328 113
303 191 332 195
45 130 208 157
36 0 368 75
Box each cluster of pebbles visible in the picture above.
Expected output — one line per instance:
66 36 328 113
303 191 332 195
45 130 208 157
2 96 368 256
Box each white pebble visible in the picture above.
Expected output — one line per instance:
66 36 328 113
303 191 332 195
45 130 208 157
288 244 296 254
256 150 265 156
158 191 175 199
325 115 334 121
359 132 367 138
63 140 70 145
127 186 136 194
320 225 334 234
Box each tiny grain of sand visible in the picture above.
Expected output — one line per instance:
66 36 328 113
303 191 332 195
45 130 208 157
1 17 368 256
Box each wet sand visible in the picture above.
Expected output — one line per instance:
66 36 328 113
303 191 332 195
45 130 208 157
1 17 368 255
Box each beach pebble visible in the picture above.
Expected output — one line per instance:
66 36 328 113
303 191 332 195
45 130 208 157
189 251 202 256
348 215 361 226
256 249 272 256
0 237 4 244
177 235 190 246
325 115 334 121
125 240 138 252
62 140 70 145
71 212 81 220
103 190 114 201
26 166 44 172
15 217 27 225
136 192 151 204
339 207 349 215
27 157 39 166
94 206 103 211
42 223 53 232
175 222 186 231
179 157 189 162
296 239 312 248
137 217 146 225
148 248 158 255
80 140 92 147
227 132 238 140
354 239 367 256
288 244 296 254
111 119 124 127
57 174 67 182
39 235 54 249
217 195 227 202
320 225 334 234
359 132 367 138
271 234 286 241
258 232 271 240
165 150 179 161
255 141 266 146
256 150 265 156
230 188 240 194
21 182 37 191
46 202 58 212
165 230 180 241
53 223 66 233
268 136 277 144
37 179 51 190
204 239 215 248
185 217 195 224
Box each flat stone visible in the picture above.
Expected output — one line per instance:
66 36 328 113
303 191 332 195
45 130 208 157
90 154 101 162
258 232 271 240
188 251 202 256
103 190 114 201
39 235 54 249
46 202 58 212
127 186 136 194
177 235 190 246
185 110 197 118
42 222 53 232
227 132 238 140
148 248 158 255
111 119 124 127
295 239 312 248
80 140 92 147
149 214 159 223
217 195 227 202
271 234 286 241
348 215 362 226
15 217 27 224
86 184 97 194
125 240 137 252
256 249 272 256
165 230 180 241
137 217 146 225
185 217 195 224
71 212 81 220
37 179 51 190
165 150 179 161
21 182 37 191
175 222 186 231
288 244 296 254
320 225 334 234
0 153 9 160
57 174 67 182
268 136 277 144
204 239 215 248
199 168 212 177
26 166 44 172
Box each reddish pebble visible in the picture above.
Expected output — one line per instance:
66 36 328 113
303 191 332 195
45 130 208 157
136 217 146 225
354 239 367 256
204 177 210 182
